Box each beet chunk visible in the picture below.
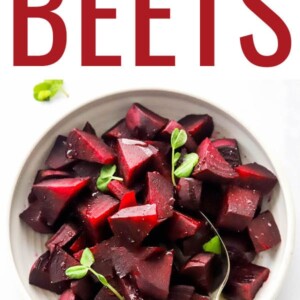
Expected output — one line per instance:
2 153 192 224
235 163 278 194
117 138 155 186
126 103 168 139
145 171 175 221
109 204 158 245
45 135 75 170
224 263 270 300
67 128 116 164
248 210 281 253
178 114 214 144
102 118 133 141
82 121 96 135
59 289 77 300
177 178 202 211
71 277 99 300
118 276 144 300
168 285 195 300
217 186 261 232
34 169 72 184
193 138 238 182
69 233 88 254
32 177 90 226
146 140 171 156
94 278 121 300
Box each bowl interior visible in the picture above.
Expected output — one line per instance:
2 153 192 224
10 90 291 300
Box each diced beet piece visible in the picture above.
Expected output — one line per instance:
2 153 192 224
118 276 144 300
59 289 77 300
159 120 197 152
19 201 52 233
132 251 174 300
178 114 214 144
217 186 261 232
146 140 171 156
193 138 238 182
235 163 278 194
45 135 75 170
248 210 281 253
145 171 175 221
119 191 137 210
224 263 270 300
191 294 210 300
34 169 72 184
29 251 69 294
77 194 119 243
46 223 79 253
177 178 202 212
109 204 158 245
82 121 96 135
71 277 99 300
67 128 116 164
117 138 155 186
69 233 88 253
165 211 201 241
32 177 90 226
126 103 168 139
181 253 217 293
102 118 133 141
94 278 121 300
168 285 195 300
212 138 242 168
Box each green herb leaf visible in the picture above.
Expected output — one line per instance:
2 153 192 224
174 153 199 178
174 152 181 165
171 128 188 150
97 164 123 192
33 79 68 102
80 248 95 267
65 265 88 279
203 235 222 255
97 274 109 285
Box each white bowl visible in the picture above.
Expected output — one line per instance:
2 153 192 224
9 90 294 300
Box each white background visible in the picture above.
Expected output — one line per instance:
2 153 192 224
0 0 299 299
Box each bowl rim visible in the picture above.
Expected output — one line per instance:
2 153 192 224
7 88 295 300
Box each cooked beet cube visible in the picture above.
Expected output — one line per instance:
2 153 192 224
168 285 195 300
248 210 281 253
118 276 144 300
191 294 210 300
82 121 96 135
145 172 175 220
32 177 90 226
59 289 77 300
126 103 168 139
77 194 119 243
177 178 202 211
94 277 121 300
102 118 133 141
217 186 261 232
34 169 72 184
181 253 217 293
69 233 88 253
146 140 171 156
224 263 270 300
133 251 174 300
117 138 155 186
212 138 241 168
45 135 75 170
109 204 158 245
71 277 99 300
178 114 214 144
235 163 278 194
67 129 116 164
193 138 238 182
165 211 201 241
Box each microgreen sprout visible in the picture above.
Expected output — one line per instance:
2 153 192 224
33 79 69 102
203 235 222 255
97 164 123 192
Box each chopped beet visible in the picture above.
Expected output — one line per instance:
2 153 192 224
165 211 202 241
118 276 144 300
34 169 72 184
69 233 88 253
67 129 116 164
191 294 210 300
46 223 79 253
109 204 158 245
212 138 242 168
168 285 195 300
193 138 238 182
71 277 99 300
145 171 175 221
59 289 77 300
235 163 278 194
248 210 281 253
126 103 168 139
94 277 120 300
117 138 155 186
102 118 133 141
224 263 270 300
146 140 171 156
178 114 214 144
32 177 90 226
82 121 96 135
217 186 261 232
45 135 75 170
177 178 202 211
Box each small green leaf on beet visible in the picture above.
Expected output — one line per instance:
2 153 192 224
174 153 199 178
203 235 222 255
80 248 95 267
65 265 88 279
171 128 188 150
97 164 123 192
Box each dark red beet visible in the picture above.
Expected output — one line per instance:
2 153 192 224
94 278 121 300
177 178 202 211
45 135 75 170
191 294 210 300
168 285 195 300
146 140 171 156
67 129 116 164
165 211 201 241
109 204 158 245
118 276 144 300
32 177 90 226
46 223 79 253
34 170 72 184
102 118 133 141
117 138 155 186
248 210 281 253
145 171 175 221
217 186 261 232
126 103 168 139
71 277 99 300
59 289 77 300
82 121 96 135
212 138 242 168
178 114 214 144
235 163 278 194
224 263 270 300
193 138 238 182
69 233 88 254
